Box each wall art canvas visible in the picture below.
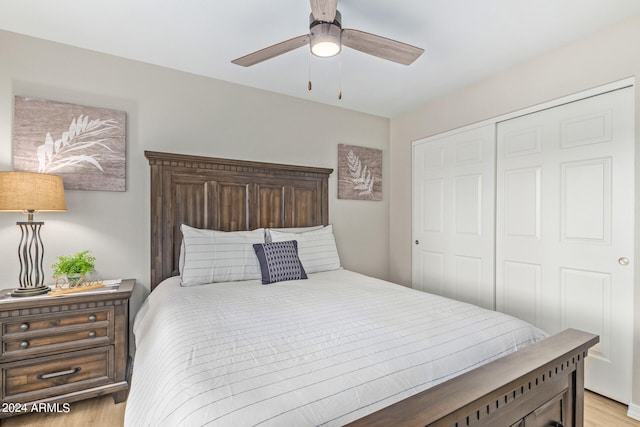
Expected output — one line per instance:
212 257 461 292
13 96 126 191
337 143 382 201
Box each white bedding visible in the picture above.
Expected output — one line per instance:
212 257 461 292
125 269 547 427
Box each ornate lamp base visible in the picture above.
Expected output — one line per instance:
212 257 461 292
14 220 49 297
11 285 51 297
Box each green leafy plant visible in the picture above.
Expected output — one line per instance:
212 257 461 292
52 250 96 277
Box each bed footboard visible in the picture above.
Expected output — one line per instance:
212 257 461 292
347 328 598 427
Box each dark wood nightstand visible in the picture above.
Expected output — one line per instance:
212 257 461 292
0 279 134 418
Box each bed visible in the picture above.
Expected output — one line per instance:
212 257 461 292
127 151 598 427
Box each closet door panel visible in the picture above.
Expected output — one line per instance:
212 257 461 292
414 251 444 294
454 255 483 305
561 158 611 243
496 86 634 404
454 174 482 235
560 268 610 359
412 124 495 309
503 167 541 239
420 179 445 233
500 260 541 327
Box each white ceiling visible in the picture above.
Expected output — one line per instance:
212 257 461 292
1 0 640 118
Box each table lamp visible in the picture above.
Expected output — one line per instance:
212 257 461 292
0 171 66 296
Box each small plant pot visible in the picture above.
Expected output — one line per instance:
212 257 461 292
66 273 86 288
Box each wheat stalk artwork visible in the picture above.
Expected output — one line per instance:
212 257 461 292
37 115 118 174
346 150 374 195
13 96 126 191
338 144 382 200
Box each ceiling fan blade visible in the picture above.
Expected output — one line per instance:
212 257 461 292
342 29 424 65
232 35 310 67
310 0 337 22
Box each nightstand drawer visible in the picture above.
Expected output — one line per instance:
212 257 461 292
1 307 114 360
4 327 109 353
3 309 109 335
3 346 114 401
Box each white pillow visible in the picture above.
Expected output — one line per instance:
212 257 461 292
264 225 324 243
180 225 265 286
268 225 341 274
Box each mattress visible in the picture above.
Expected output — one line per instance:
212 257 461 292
125 269 547 427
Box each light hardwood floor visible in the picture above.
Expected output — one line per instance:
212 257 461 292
584 392 640 427
1 391 638 426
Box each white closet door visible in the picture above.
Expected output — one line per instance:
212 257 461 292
412 124 495 309
496 87 635 403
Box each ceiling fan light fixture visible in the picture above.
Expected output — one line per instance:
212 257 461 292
310 23 342 57
309 11 342 58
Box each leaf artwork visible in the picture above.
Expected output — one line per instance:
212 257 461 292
346 150 375 196
36 115 119 174
337 144 382 201
13 96 127 191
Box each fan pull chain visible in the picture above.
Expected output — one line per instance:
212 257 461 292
308 53 312 91
338 54 342 100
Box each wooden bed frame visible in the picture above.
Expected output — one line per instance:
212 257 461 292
146 150 598 427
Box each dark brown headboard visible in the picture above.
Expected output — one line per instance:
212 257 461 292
146 151 333 290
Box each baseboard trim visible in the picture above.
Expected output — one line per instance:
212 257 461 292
627 403 640 421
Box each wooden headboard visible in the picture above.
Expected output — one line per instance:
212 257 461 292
146 151 333 290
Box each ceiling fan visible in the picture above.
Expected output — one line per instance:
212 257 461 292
231 0 424 67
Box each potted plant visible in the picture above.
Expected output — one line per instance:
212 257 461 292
52 250 96 287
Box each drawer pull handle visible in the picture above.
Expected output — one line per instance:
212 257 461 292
19 341 29 349
38 367 80 380
88 315 96 322
19 323 29 331
88 331 96 338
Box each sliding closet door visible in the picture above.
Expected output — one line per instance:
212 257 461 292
412 124 495 309
496 87 634 403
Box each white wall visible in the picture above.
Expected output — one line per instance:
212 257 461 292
0 30 390 318
389 14 640 411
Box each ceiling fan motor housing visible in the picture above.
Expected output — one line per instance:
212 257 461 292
310 10 342 57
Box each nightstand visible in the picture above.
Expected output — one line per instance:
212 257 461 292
0 279 135 418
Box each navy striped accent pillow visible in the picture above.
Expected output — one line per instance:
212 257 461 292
253 240 307 284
